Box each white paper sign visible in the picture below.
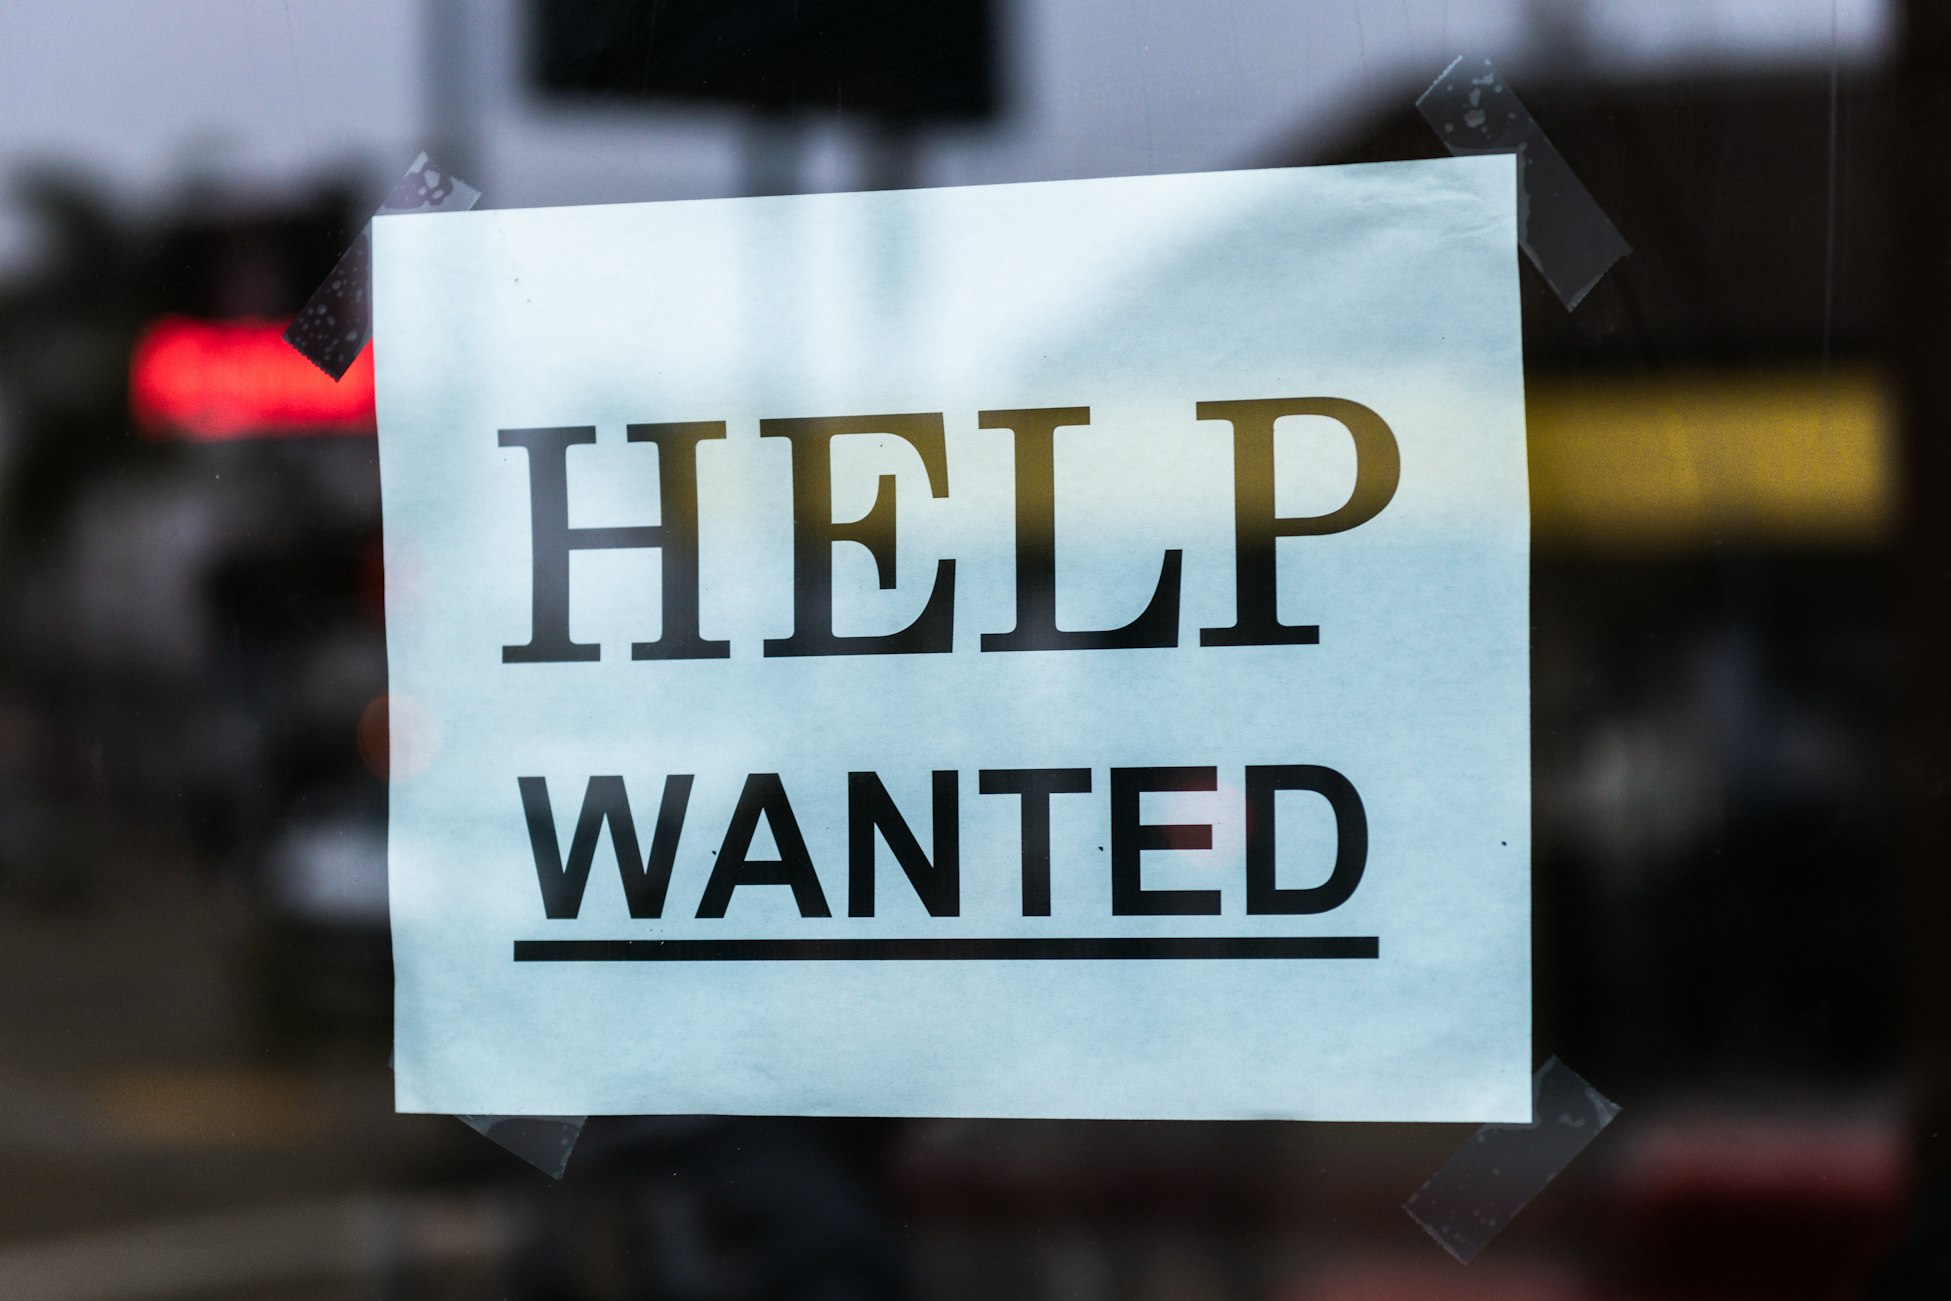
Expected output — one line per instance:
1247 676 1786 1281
376 157 1530 1121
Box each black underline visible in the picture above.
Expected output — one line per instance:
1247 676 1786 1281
513 937 1378 962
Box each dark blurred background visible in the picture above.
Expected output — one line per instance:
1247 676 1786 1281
0 1 1942 1297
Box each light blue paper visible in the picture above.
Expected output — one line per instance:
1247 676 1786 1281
374 159 1530 1121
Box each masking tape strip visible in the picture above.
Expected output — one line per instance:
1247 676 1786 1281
1403 1056 1620 1263
284 151 482 379
391 1053 584 1180
455 1114 587 1181
1417 55 1629 310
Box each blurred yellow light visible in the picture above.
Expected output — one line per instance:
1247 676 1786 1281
1526 370 1891 548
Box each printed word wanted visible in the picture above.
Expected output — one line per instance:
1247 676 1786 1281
521 764 1367 921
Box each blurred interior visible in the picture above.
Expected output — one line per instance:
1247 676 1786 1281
0 1 1946 1297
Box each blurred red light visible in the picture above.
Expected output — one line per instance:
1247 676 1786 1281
129 316 375 441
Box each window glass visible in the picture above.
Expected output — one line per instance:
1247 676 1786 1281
0 3 1937 1298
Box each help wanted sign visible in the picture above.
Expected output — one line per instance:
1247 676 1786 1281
375 157 1530 1121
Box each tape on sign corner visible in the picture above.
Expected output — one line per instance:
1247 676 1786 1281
1403 1056 1620 1264
455 1113 587 1181
389 1052 583 1179
284 151 483 380
1416 54 1629 311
